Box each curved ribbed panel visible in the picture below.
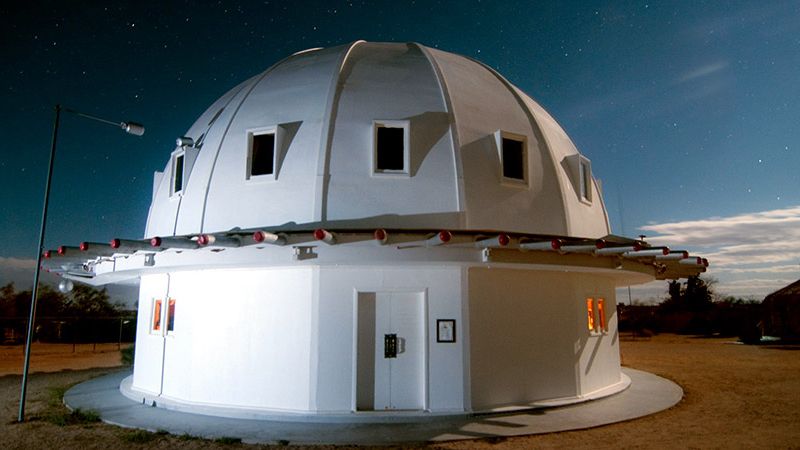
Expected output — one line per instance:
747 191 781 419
145 42 609 238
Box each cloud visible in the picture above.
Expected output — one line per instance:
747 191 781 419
0 257 49 288
677 61 730 83
634 206 800 300
641 205 800 256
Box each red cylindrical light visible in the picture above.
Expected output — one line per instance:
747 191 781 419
79 242 90 251
374 228 387 241
313 229 327 241
438 230 452 243
632 242 643 252
150 237 162 247
595 239 607 249
551 239 563 250
110 238 121 249
197 234 211 246
253 231 266 243
58 246 67 255
498 233 510 247
44 250 52 259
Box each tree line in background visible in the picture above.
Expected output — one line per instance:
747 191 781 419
0 283 136 345
618 276 763 343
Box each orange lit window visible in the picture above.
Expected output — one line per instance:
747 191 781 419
597 298 607 332
152 299 162 331
166 299 176 333
586 298 595 331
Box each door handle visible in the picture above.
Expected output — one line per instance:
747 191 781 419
384 333 397 358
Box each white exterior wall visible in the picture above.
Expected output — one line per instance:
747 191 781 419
573 275 621 395
132 263 622 415
132 274 170 394
133 269 314 412
466 267 620 410
312 265 466 413
131 264 468 414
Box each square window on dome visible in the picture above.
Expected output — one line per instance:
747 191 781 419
250 132 276 177
495 131 528 185
172 153 185 196
373 120 410 176
579 158 592 202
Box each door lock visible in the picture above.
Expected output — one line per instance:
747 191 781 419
384 333 397 358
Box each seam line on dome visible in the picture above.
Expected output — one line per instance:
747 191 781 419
197 57 296 233
413 43 467 228
313 40 365 222
465 57 571 235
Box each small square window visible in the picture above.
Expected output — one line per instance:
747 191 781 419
373 120 410 175
377 127 404 170
496 131 528 185
172 153 185 195
250 132 276 177
502 138 525 181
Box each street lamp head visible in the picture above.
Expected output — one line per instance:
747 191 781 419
121 121 145 136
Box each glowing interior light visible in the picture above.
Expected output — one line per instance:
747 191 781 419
586 298 595 331
597 299 607 332
152 299 162 331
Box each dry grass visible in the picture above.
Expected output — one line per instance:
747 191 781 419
1 335 799 449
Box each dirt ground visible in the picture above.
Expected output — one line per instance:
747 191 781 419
0 343 127 375
1 335 799 449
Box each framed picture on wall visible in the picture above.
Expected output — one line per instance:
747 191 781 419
437 319 456 343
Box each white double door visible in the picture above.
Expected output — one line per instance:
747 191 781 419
356 291 426 411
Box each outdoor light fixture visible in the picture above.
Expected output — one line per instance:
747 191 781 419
18 104 144 422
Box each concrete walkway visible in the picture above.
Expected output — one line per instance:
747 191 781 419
64 368 682 445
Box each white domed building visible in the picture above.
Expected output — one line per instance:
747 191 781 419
50 41 706 418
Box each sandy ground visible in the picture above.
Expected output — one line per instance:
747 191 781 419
1 335 799 449
0 343 128 375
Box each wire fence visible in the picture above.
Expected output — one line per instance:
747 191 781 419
1 316 137 349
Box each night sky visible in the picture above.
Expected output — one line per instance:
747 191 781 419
1 1 798 300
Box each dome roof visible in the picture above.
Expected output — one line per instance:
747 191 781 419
145 41 610 239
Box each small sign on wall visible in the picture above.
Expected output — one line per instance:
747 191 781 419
437 319 456 343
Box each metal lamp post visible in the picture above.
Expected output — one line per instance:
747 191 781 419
17 104 144 422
